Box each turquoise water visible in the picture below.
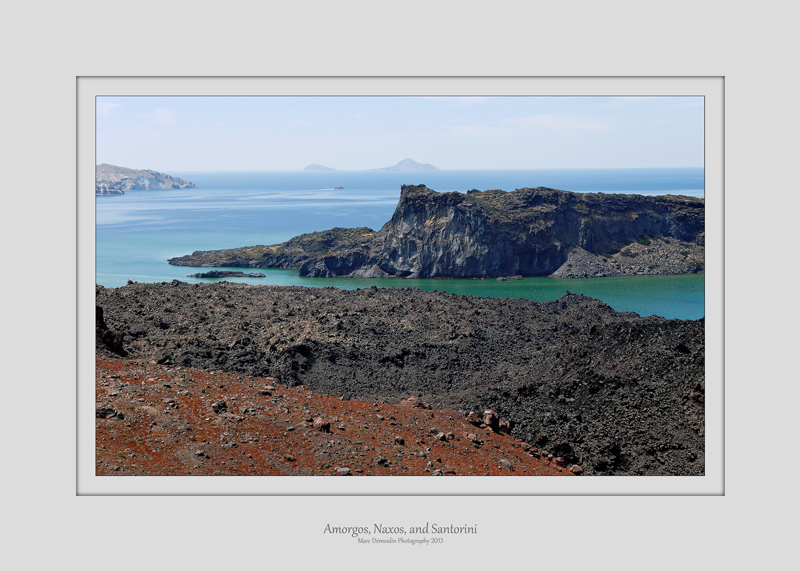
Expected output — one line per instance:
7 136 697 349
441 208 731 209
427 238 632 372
96 169 705 320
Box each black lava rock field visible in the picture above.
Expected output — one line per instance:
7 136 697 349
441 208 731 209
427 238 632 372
96 281 704 475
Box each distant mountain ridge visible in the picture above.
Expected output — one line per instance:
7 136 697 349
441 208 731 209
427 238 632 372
301 158 439 172
368 158 439 172
96 163 196 195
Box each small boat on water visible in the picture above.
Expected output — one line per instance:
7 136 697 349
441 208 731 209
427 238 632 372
334 185 344 189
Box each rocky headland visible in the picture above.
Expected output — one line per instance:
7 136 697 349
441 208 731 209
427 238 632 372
97 281 704 475
168 184 704 279
96 163 196 195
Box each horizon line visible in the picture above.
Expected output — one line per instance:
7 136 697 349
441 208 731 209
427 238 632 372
147 166 705 173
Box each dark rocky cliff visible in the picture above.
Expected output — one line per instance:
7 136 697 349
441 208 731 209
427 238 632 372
169 184 705 279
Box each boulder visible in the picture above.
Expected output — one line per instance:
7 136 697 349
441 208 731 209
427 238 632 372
483 410 500 432
313 417 331 433
400 396 431 409
466 411 482 426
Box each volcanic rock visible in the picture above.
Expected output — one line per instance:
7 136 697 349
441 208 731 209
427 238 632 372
96 281 705 475
168 184 704 279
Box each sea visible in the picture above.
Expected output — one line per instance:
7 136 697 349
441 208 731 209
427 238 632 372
95 168 705 320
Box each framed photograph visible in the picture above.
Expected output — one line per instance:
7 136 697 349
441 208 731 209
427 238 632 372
79 77 723 495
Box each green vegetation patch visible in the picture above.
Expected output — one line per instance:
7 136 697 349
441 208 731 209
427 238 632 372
468 190 511 218
283 227 376 254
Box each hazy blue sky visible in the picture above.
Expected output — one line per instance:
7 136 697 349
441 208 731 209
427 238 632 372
96 96 703 171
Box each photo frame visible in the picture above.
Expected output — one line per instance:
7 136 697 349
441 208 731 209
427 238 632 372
78 77 723 496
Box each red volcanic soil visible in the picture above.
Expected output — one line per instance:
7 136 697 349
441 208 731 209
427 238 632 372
96 357 574 476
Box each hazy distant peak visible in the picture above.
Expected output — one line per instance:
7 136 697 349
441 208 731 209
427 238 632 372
303 164 338 172
370 158 440 172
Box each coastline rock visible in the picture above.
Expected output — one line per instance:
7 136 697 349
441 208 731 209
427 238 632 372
169 184 704 279
95 163 196 194
188 271 266 278
95 185 125 195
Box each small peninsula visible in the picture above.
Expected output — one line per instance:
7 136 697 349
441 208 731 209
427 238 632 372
95 163 196 195
169 184 704 279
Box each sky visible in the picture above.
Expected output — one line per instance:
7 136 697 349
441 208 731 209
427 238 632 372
96 96 704 171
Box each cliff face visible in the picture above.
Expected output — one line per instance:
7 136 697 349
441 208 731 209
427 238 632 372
95 163 197 194
362 185 704 278
369 186 569 277
169 185 705 279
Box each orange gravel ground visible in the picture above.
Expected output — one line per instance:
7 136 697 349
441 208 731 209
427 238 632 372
96 357 573 476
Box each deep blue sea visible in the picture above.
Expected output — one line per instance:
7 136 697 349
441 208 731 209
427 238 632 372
96 168 705 320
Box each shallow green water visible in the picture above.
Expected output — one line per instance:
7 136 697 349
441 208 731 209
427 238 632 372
180 268 705 320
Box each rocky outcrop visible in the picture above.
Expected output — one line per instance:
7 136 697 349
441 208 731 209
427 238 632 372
169 227 378 271
169 184 704 279
95 163 196 194
95 306 127 357
187 271 266 278
95 185 125 195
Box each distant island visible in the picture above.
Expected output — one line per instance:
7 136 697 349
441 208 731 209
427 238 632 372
169 184 705 279
96 163 196 195
303 164 338 172
368 158 439 172
301 158 439 173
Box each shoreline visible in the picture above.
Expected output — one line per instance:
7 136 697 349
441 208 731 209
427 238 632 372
108 273 705 321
